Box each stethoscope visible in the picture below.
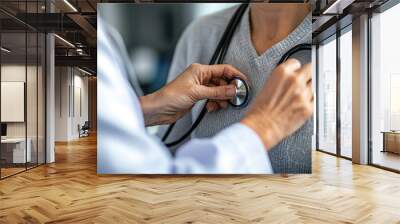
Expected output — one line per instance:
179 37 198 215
163 3 312 147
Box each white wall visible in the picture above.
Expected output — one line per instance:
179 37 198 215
1 65 39 138
55 67 89 141
55 66 70 141
72 73 89 137
1 65 26 136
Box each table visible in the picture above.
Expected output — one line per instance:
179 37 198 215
381 131 400 154
1 138 31 164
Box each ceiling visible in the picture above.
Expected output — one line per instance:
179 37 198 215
0 0 394 73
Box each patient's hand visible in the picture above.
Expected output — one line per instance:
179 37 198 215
241 59 313 150
140 63 247 126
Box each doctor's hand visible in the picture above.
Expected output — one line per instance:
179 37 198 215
241 59 313 150
140 63 247 126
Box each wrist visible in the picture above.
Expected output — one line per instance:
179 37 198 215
140 91 169 126
240 115 280 150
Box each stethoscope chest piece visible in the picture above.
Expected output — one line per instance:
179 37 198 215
228 77 250 108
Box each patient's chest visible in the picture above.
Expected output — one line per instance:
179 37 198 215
179 10 313 172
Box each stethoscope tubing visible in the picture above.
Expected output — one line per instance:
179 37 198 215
162 4 248 146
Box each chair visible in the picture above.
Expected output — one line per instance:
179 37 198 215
79 121 90 138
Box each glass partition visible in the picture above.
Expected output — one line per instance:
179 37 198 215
27 31 38 169
26 0 39 170
0 1 46 179
38 32 45 165
1 30 28 177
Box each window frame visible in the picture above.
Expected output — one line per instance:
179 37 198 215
315 23 353 161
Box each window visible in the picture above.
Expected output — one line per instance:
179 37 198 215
339 28 352 158
317 37 337 154
370 2 400 171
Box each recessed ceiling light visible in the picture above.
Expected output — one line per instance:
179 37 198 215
54 34 75 48
78 67 93 76
1 47 11 53
63 0 78 12
322 0 354 15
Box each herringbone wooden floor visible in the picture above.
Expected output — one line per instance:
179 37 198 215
0 135 400 224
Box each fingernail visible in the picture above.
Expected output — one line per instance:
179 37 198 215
226 86 236 97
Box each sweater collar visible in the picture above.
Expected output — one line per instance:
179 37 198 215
237 8 312 66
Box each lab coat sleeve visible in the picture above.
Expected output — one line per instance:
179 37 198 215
97 21 173 174
174 124 273 174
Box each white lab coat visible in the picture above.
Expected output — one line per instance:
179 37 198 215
97 19 272 174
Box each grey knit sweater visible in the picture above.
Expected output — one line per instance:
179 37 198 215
165 6 312 173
